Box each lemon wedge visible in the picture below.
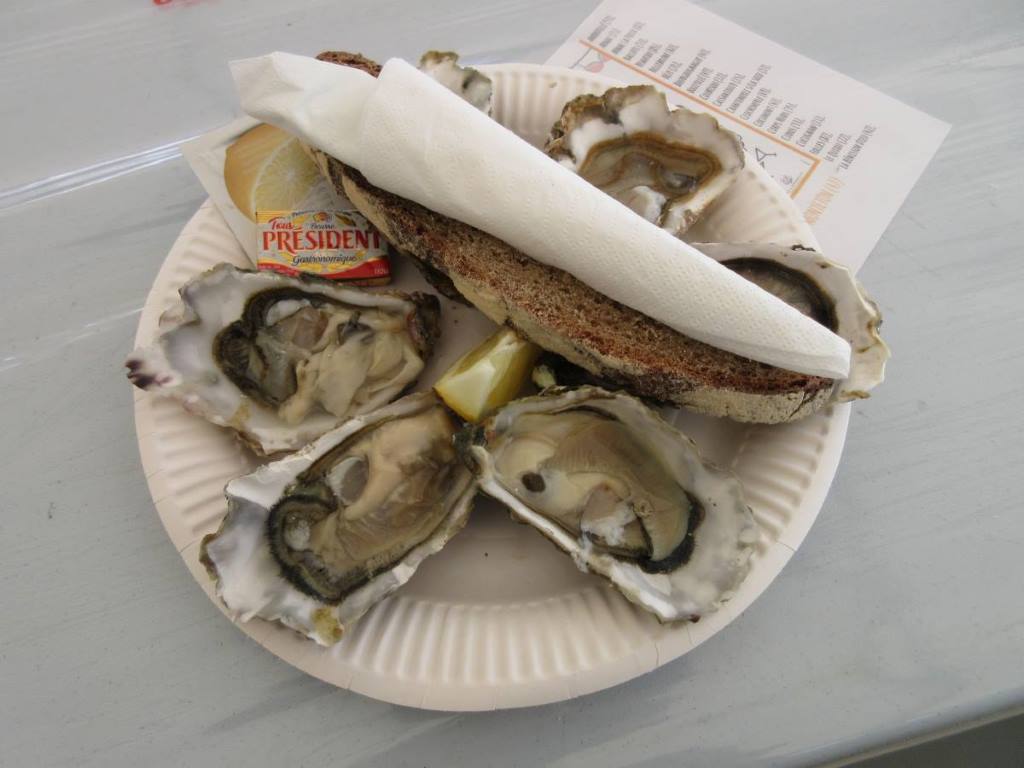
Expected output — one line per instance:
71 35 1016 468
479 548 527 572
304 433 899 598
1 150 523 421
434 328 542 422
224 124 325 220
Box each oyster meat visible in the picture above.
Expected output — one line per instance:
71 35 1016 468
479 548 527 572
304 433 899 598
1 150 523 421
462 387 758 621
545 85 744 235
697 243 890 401
126 263 440 454
201 392 476 645
418 51 493 115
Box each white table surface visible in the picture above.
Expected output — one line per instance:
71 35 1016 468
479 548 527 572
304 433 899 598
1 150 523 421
2 1 1022 766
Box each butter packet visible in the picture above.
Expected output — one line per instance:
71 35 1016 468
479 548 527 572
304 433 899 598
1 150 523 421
257 210 390 284
183 118 391 284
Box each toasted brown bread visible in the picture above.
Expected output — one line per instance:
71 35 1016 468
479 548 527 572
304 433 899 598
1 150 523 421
310 52 835 423
315 51 381 76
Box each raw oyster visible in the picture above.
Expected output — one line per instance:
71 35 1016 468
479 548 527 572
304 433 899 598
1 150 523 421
545 85 744 235
461 387 758 622
200 392 476 645
696 243 889 401
126 264 439 454
418 51 493 115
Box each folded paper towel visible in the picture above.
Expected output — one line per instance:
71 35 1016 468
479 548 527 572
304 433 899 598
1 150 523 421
231 52 851 379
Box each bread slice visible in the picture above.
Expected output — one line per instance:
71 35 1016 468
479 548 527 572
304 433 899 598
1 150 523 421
309 53 835 423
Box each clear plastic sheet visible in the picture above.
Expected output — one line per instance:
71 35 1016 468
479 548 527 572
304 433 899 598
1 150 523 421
2 1 1023 766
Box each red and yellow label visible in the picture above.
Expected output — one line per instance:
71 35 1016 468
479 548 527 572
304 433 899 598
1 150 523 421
256 210 391 285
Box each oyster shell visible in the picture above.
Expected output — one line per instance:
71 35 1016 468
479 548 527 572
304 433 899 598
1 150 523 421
200 392 476 645
126 264 440 454
462 387 758 622
418 51 493 115
697 243 889 401
545 85 744 234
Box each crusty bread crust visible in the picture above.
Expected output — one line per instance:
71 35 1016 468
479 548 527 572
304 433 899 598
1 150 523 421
309 51 834 424
314 51 381 76
331 161 833 423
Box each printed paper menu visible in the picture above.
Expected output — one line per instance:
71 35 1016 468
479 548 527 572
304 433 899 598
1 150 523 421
546 0 950 272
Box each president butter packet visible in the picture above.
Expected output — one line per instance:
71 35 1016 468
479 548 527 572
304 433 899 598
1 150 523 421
183 118 391 284
256 210 390 284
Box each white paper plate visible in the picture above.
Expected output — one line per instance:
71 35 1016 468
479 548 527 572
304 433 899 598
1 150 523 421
132 64 850 711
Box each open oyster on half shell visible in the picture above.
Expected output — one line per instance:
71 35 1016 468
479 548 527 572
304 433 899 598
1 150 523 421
418 51 493 115
126 264 440 454
545 85 744 235
200 392 476 646
697 243 890 401
461 387 758 622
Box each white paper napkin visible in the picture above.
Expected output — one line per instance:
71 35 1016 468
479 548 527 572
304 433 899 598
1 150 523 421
231 52 851 378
